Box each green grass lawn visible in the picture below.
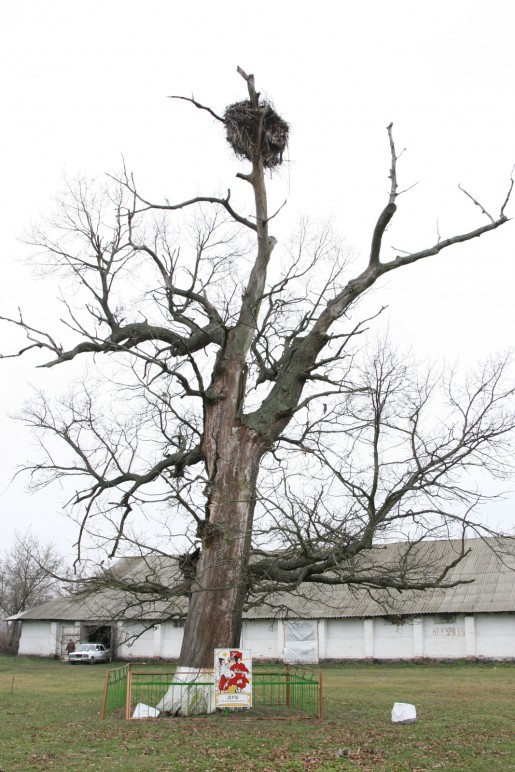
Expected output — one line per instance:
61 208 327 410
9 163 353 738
0 656 513 771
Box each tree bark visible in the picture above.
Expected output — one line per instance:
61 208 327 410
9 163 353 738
177 443 261 668
178 353 265 669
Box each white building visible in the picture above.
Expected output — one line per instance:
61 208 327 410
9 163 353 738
10 538 515 662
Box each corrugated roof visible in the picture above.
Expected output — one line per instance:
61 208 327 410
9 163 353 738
249 538 515 619
13 537 515 622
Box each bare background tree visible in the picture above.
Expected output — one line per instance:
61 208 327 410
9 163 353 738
0 532 64 653
1 69 514 676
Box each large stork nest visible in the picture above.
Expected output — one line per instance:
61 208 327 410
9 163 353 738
224 100 289 169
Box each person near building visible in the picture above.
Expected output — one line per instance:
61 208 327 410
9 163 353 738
66 639 76 655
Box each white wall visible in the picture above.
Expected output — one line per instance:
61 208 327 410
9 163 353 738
117 623 156 659
17 612 515 661
18 620 59 657
374 618 415 659
315 613 514 661
241 619 280 659
326 619 366 659
160 623 184 659
422 615 467 659
476 614 515 659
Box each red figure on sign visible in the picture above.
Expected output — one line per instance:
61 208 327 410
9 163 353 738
226 650 250 691
217 656 232 691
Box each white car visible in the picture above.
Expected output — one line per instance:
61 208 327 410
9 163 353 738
68 643 110 664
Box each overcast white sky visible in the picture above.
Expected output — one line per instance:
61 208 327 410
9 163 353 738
1 0 514 557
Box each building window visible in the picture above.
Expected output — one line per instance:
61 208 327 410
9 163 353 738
434 614 456 624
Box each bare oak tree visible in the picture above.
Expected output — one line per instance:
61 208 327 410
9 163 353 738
0 532 64 653
1 69 514 675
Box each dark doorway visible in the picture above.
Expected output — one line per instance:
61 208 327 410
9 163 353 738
81 623 115 656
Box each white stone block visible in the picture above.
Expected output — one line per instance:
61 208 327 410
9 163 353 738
132 703 160 719
391 702 417 724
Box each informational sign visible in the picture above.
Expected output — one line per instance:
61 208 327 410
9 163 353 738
214 648 252 708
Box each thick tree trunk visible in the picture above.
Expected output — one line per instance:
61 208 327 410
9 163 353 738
158 374 263 714
8 620 21 655
177 357 264 671
177 445 260 668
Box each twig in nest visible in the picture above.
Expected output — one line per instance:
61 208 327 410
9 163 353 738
225 100 289 169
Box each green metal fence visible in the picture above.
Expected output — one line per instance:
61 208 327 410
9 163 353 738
100 663 130 719
254 666 322 718
101 664 322 720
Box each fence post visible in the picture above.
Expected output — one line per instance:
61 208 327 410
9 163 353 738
100 669 110 720
125 669 132 720
318 669 323 719
286 664 291 709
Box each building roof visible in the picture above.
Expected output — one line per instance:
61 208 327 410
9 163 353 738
12 537 515 623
